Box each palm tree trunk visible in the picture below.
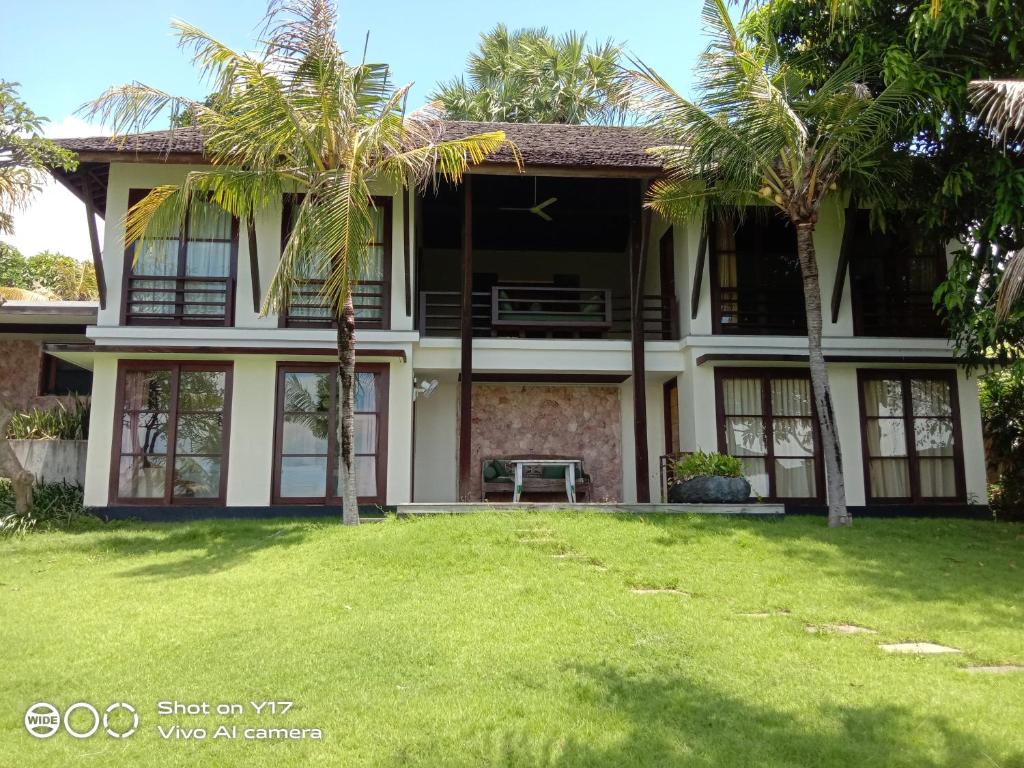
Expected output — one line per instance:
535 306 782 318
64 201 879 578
795 221 851 527
336 292 359 526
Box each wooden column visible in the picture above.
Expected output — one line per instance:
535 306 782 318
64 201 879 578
247 216 260 312
830 198 857 324
629 180 652 503
458 176 474 500
81 174 107 310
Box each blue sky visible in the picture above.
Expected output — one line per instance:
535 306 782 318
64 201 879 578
0 0 707 260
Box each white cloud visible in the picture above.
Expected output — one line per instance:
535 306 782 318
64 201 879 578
0 116 111 262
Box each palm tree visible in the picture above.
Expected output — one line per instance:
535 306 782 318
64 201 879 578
432 24 628 124
86 0 514 524
969 79 1024 320
624 0 915 527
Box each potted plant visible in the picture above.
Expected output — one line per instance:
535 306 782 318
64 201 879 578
668 450 751 504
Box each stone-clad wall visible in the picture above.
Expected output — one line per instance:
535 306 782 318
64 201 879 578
463 384 623 502
0 340 59 411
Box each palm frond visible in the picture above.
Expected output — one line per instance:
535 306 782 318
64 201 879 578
80 83 198 137
997 250 1024 321
969 79 1024 140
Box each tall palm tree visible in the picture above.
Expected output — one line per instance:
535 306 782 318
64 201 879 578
432 24 628 124
624 0 915 527
969 79 1024 321
86 0 514 524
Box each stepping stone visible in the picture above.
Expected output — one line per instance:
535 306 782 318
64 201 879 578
805 623 878 635
879 642 961 654
963 665 1024 674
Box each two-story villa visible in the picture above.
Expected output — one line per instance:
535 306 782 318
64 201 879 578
47 121 987 516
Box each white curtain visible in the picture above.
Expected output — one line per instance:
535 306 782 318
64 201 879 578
722 377 767 496
184 199 232 317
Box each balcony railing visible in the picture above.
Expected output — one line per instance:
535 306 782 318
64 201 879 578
124 275 233 327
854 290 944 337
281 280 389 329
420 286 677 340
716 287 807 335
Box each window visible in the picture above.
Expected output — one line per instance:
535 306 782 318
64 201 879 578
716 370 822 500
112 362 232 504
40 354 92 396
712 213 806 335
279 195 391 328
663 378 680 455
122 189 238 326
273 363 388 504
850 212 946 337
858 370 965 502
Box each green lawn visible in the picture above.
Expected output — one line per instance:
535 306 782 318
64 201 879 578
1 513 1022 767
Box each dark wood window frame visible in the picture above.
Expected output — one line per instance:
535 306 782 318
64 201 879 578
710 213 807 336
271 362 389 506
714 367 825 502
108 360 234 506
39 352 93 397
663 377 680 455
121 188 240 327
278 194 392 330
856 369 967 504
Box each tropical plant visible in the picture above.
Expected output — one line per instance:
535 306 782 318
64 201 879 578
0 480 98 535
979 365 1024 521
84 0 514 524
624 0 916 526
0 81 78 235
673 451 743 480
6 398 90 440
432 24 628 124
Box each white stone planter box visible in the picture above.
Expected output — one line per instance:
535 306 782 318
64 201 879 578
9 439 88 487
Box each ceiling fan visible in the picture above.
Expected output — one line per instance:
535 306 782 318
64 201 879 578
499 178 557 222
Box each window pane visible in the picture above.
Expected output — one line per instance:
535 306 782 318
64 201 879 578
280 456 327 497
772 417 814 457
337 456 379 497
355 372 377 411
371 206 385 242
865 418 907 457
869 458 910 498
775 458 816 498
770 378 812 416
919 457 957 497
360 244 385 281
124 370 172 411
185 242 231 278
282 414 329 454
178 371 226 411
175 413 223 455
118 455 166 498
188 198 232 240
282 372 330 413
913 418 954 456
354 413 377 454
739 457 768 497
133 240 178 275
863 379 904 417
722 378 762 414
121 412 168 454
173 457 222 498
911 379 953 417
725 416 766 456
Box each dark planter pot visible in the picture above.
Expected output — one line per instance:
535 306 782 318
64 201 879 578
668 475 751 504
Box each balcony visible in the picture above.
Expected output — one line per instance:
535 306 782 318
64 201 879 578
280 280 389 329
854 290 944 337
419 285 677 340
716 287 807 335
124 275 233 326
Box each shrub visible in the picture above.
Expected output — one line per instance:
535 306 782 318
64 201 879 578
980 366 1024 521
0 480 100 535
673 450 743 481
6 398 89 440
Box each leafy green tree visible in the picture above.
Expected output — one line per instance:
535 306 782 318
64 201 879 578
0 81 78 235
432 24 627 124
624 0 915 526
86 0 511 524
0 242 30 289
749 0 1024 367
77 260 99 301
26 251 82 299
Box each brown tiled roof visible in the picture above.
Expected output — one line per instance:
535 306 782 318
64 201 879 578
55 121 663 171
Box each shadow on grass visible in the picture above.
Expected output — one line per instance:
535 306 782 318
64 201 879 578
412 664 1019 768
57 518 319 579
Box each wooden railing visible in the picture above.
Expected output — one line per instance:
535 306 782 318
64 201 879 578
124 275 233 326
281 279 389 329
717 287 807 335
419 287 678 340
854 290 944 337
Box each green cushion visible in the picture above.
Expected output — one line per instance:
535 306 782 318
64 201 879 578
581 302 602 315
541 465 566 479
498 290 513 313
483 462 498 481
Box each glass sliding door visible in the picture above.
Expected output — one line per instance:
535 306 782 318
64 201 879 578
114 362 232 505
273 363 388 505
859 370 964 502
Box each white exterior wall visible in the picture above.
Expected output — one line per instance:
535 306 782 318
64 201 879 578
76 160 988 509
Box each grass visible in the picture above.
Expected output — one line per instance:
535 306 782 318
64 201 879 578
0 513 1022 767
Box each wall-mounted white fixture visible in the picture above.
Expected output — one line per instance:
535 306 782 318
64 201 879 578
413 378 439 401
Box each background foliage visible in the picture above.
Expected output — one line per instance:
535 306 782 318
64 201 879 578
0 242 98 300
